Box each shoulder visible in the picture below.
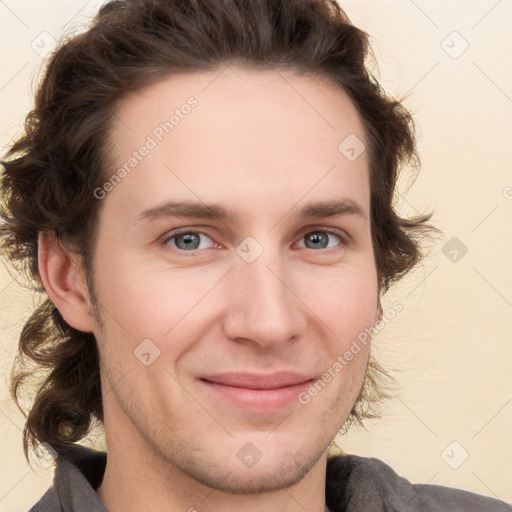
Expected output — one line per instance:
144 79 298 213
326 453 512 512
29 487 62 512
28 445 107 512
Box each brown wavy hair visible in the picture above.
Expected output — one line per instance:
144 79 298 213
0 0 440 462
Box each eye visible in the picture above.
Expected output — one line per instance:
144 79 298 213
163 230 216 251
296 228 345 251
160 227 347 254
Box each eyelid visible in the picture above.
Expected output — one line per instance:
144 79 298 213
296 225 350 244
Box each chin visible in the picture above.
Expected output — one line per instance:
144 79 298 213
170 439 328 494
192 455 320 494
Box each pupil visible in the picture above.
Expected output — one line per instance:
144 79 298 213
307 233 327 249
178 233 199 249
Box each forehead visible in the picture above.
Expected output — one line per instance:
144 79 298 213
103 66 370 226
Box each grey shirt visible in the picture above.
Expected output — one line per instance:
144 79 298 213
29 445 511 511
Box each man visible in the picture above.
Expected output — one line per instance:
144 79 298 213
0 0 510 511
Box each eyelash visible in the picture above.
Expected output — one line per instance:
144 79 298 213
159 227 349 255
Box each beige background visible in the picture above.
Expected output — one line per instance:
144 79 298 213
1 0 511 510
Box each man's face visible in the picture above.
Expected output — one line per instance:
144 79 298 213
87 66 380 492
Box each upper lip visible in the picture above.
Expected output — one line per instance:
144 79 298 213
200 371 314 390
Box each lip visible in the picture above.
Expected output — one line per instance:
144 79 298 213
198 371 315 412
200 371 314 389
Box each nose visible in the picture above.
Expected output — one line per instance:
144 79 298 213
221 244 306 349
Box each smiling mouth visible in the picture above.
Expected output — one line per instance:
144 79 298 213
198 372 315 411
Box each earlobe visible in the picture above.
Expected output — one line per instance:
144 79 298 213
38 231 94 333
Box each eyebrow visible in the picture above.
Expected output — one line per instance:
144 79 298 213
134 198 368 225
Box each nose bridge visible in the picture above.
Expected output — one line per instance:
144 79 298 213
222 237 303 346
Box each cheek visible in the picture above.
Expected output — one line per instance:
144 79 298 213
93 249 226 357
293 263 379 342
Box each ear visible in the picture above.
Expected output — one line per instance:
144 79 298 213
38 230 94 332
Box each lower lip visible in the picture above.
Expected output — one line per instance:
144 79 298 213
199 379 314 412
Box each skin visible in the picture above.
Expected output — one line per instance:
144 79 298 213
39 66 382 512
